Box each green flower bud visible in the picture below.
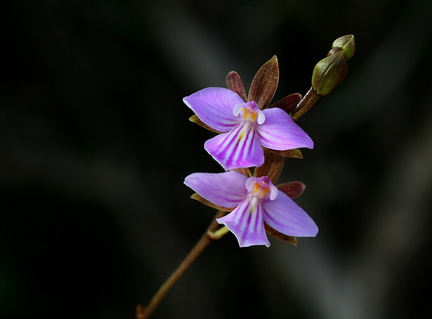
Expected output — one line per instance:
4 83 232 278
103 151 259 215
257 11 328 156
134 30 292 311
332 34 355 60
311 50 348 96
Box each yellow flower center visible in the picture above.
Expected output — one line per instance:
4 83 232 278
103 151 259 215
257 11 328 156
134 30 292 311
233 101 265 124
251 182 270 199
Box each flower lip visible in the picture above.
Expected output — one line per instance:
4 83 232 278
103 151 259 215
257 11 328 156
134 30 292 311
233 101 265 125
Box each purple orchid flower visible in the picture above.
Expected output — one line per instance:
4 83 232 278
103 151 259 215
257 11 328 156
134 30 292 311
184 170 318 247
183 87 313 170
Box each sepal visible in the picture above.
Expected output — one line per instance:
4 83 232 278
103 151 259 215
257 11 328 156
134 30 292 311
277 181 306 199
189 115 223 133
226 71 247 101
268 148 303 159
268 93 302 114
248 55 279 109
264 222 298 246
190 193 233 212
254 149 285 183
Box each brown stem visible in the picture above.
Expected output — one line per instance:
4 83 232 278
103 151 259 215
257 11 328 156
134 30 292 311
292 87 321 120
137 211 226 319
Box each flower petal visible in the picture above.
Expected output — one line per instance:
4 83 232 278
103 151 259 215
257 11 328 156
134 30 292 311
184 171 248 208
204 123 264 170
217 198 270 247
183 87 243 132
257 108 314 150
263 192 318 237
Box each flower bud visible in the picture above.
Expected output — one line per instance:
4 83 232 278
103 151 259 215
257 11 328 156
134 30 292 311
311 50 348 96
332 34 355 60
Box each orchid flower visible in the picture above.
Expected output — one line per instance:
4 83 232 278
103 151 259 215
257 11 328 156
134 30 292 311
184 170 318 247
183 56 314 170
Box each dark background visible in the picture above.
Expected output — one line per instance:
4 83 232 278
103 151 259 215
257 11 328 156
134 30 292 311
2 0 432 318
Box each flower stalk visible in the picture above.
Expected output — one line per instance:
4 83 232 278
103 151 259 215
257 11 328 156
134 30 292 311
136 211 227 319
292 87 321 120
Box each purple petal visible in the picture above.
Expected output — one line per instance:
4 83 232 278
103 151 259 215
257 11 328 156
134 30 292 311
217 198 270 247
257 108 314 150
183 87 243 132
263 192 318 237
184 171 248 208
204 123 264 170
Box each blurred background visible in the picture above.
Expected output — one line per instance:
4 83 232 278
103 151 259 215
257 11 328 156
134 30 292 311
1 0 432 318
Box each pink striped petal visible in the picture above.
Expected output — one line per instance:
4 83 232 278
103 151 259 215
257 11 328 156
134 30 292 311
204 123 264 170
184 171 248 208
263 192 318 237
217 198 270 247
183 87 243 132
258 108 314 150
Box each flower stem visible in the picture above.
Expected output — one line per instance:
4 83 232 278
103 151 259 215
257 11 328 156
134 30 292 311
208 225 230 239
292 87 321 120
137 211 227 319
